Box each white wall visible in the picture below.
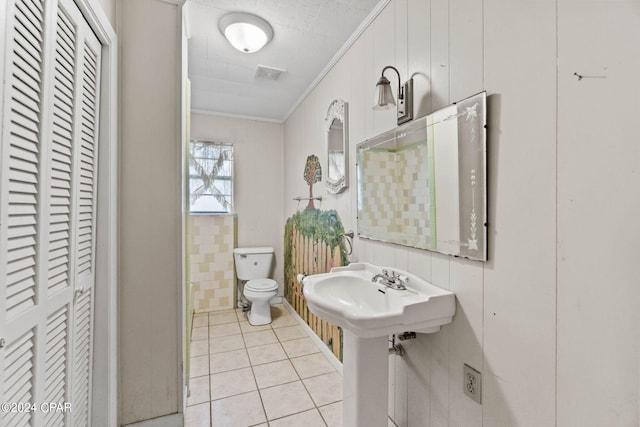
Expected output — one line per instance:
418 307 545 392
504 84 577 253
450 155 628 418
118 0 183 424
556 2 640 426
190 114 285 290
283 1 640 426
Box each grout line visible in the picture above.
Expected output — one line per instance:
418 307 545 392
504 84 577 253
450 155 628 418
196 304 340 427
266 407 329 425
282 300 344 375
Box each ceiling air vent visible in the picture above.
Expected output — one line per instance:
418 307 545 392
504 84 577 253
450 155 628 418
255 65 286 81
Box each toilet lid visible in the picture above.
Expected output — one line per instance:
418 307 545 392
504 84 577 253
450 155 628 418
245 279 278 292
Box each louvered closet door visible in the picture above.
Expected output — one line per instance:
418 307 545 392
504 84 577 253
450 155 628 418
0 0 101 425
68 1 101 425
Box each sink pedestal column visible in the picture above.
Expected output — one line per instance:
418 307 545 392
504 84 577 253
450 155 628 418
342 330 389 427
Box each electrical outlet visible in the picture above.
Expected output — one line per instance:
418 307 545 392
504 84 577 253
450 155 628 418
463 363 482 404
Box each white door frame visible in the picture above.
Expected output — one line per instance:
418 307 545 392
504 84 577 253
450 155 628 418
71 0 118 425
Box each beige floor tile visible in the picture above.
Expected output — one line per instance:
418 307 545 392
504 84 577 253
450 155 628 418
210 349 250 374
281 337 321 358
274 325 307 342
271 314 298 329
210 334 245 354
189 301 344 426
319 401 342 427
269 409 327 427
236 309 249 322
209 322 241 338
303 372 342 406
240 320 271 333
209 310 238 325
243 329 278 348
192 315 209 328
252 360 299 389
211 391 266 426
187 375 210 406
191 326 209 341
190 339 209 357
183 401 211 427
190 355 210 378
210 367 256 400
247 343 287 366
269 303 288 318
291 353 335 379
260 381 315 420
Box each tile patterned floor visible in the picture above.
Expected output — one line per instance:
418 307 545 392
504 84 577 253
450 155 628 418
185 304 343 427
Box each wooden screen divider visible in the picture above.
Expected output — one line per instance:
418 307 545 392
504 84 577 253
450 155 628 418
286 224 343 360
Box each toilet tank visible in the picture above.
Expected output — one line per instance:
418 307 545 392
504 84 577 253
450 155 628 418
233 247 274 280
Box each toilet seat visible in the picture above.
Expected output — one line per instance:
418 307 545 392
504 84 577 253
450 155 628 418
245 279 278 292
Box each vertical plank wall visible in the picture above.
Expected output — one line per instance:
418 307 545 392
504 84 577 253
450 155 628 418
282 0 640 426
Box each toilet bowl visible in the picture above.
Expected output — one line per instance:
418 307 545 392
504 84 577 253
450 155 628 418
243 278 278 326
233 247 278 325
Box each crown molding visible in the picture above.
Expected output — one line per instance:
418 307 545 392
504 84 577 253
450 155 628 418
282 0 392 123
191 109 284 125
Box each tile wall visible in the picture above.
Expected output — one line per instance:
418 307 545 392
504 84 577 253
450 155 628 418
188 214 237 312
359 144 431 247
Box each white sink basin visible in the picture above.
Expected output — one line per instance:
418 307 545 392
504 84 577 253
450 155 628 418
302 262 455 338
302 262 456 426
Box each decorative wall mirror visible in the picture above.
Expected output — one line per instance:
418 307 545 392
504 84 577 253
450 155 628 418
357 92 487 261
325 99 349 194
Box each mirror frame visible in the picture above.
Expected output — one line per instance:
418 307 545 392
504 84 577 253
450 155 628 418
356 92 487 261
325 99 349 194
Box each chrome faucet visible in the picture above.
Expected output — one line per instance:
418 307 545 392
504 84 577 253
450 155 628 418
372 269 408 290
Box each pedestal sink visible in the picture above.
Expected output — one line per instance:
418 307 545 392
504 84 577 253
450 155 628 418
301 262 455 427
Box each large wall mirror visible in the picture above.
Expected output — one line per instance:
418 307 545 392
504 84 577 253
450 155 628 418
357 92 487 261
325 99 348 194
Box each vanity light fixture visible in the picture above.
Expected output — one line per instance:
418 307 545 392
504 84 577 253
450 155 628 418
373 66 413 125
219 12 273 53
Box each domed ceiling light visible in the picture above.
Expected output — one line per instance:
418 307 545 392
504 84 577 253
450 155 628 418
219 12 273 54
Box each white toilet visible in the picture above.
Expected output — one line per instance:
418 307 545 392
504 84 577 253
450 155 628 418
233 247 278 326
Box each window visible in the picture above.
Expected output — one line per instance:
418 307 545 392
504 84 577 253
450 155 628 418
189 139 234 213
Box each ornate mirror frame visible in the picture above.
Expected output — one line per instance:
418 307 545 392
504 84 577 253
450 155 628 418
356 91 487 261
325 99 349 194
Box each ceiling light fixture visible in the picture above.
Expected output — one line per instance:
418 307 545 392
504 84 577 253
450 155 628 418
219 12 273 54
373 66 413 125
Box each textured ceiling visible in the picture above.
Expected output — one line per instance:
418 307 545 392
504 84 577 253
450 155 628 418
187 0 382 122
